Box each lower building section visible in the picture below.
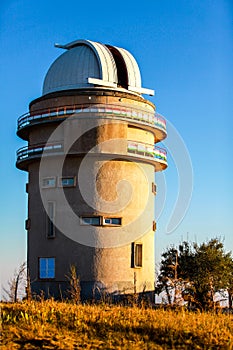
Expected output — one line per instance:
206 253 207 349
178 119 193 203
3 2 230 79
29 233 155 301
27 156 156 302
30 280 155 303
28 227 155 302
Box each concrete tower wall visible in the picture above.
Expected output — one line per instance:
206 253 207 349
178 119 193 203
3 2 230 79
27 157 155 298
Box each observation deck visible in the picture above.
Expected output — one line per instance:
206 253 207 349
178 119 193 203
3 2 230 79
17 104 167 142
16 140 167 171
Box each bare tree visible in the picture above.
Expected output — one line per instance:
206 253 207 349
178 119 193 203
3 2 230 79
3 262 26 302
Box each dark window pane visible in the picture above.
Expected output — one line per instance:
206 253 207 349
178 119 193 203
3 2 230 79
111 218 121 225
42 177 56 187
103 217 122 225
60 177 75 187
47 202 55 237
81 217 101 225
135 244 142 267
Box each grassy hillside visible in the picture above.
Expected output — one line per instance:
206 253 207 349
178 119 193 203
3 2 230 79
1 300 233 349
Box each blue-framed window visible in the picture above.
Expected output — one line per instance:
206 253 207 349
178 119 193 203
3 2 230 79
80 216 101 226
39 257 55 278
103 217 122 225
58 176 76 187
42 177 56 188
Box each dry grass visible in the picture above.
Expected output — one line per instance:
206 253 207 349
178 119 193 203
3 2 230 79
1 300 233 349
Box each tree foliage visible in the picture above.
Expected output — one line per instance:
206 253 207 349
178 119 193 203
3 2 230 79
156 238 233 309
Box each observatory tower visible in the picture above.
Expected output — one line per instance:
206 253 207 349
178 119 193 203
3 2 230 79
16 39 167 300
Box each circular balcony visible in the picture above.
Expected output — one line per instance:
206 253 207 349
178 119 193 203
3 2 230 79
17 104 167 142
16 142 63 170
16 140 167 172
127 141 167 171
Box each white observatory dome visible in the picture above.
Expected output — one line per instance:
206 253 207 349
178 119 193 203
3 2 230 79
42 39 154 96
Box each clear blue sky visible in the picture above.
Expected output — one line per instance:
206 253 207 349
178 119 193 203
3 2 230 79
0 0 232 291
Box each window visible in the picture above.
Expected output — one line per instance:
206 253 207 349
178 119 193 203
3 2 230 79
39 257 55 279
47 201 55 238
80 216 101 226
132 243 143 268
25 218 31 230
42 177 56 188
153 220 156 231
80 216 122 226
58 176 76 187
152 182 157 195
103 217 122 226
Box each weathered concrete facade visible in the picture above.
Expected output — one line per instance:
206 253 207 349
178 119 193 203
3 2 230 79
16 40 167 300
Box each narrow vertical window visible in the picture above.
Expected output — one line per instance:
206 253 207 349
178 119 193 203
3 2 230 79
39 257 55 278
132 243 143 268
135 243 143 267
152 220 156 231
25 218 31 230
47 201 55 238
152 182 157 195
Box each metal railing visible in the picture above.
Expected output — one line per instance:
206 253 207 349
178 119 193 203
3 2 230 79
127 141 167 162
16 143 63 162
16 140 167 164
17 104 166 132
